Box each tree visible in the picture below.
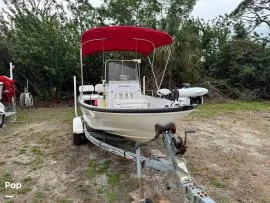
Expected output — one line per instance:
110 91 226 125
231 0 270 31
208 36 270 99
0 0 80 100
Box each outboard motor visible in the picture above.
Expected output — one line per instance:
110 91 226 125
177 87 208 106
157 86 208 106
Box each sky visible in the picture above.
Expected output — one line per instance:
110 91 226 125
191 0 242 20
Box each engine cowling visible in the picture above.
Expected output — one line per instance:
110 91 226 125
177 87 208 106
157 87 208 106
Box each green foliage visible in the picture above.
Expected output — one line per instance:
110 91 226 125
230 0 270 30
208 37 270 99
0 0 80 100
0 0 269 100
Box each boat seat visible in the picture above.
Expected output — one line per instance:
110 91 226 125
79 85 94 93
82 94 102 101
95 84 105 93
79 85 95 105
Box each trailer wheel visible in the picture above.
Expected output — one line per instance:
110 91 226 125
0 114 4 128
73 133 83 145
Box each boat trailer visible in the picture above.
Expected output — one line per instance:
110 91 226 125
73 116 215 203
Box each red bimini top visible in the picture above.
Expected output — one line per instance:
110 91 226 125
80 26 173 57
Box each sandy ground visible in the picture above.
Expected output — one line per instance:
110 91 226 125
0 106 269 203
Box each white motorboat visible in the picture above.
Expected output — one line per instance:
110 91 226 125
77 26 208 143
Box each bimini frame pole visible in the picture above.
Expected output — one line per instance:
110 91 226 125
158 48 171 90
80 47 83 96
73 76 78 117
9 62 13 79
143 76 146 95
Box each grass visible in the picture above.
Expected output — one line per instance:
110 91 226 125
13 160 31 165
17 186 32 194
261 195 270 203
193 100 270 117
18 148 27 155
4 200 14 203
96 187 104 194
85 160 111 178
107 173 120 186
85 160 98 178
219 196 231 203
31 146 43 156
15 107 74 124
106 191 117 203
31 157 44 170
85 159 120 202
17 175 34 195
0 161 6 166
55 199 73 203
210 179 227 189
32 191 46 203
23 176 33 183
0 172 12 192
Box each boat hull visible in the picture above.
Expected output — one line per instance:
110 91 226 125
79 103 195 143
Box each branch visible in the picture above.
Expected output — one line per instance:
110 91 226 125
254 9 270 27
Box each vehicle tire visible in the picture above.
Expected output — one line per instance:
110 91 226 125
0 114 4 128
73 133 83 145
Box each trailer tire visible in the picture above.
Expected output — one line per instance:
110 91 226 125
0 114 4 128
73 133 83 145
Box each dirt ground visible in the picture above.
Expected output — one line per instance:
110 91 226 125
0 104 269 203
